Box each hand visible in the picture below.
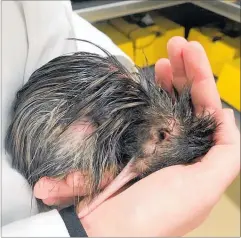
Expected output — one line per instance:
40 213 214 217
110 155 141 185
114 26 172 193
34 36 240 237
78 37 240 236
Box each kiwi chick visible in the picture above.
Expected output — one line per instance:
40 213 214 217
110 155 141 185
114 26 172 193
5 40 217 215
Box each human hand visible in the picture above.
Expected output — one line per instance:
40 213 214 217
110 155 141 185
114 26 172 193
78 37 240 236
34 36 240 237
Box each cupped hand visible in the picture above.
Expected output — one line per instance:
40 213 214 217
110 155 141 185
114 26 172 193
35 36 240 237
79 37 240 237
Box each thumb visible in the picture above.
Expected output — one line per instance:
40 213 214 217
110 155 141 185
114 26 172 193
196 108 240 198
214 108 240 145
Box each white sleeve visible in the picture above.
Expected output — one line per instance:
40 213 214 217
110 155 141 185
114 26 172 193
2 1 77 228
2 0 134 236
2 210 70 237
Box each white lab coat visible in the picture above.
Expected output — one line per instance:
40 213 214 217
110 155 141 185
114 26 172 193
1 1 133 236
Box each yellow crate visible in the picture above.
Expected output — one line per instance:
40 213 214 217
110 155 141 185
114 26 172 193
217 57 240 111
140 24 166 65
150 13 185 58
223 35 240 58
109 18 158 67
109 16 185 67
94 22 134 61
188 27 223 57
209 36 239 76
188 27 240 77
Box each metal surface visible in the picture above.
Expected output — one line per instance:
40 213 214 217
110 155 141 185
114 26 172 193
192 1 241 23
73 0 186 23
73 0 241 23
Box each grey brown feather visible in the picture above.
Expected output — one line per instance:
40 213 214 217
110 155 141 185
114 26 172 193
5 40 217 210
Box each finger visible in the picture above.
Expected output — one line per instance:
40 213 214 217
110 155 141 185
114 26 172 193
43 196 75 207
167 36 188 93
66 171 85 188
34 177 85 200
155 58 173 93
182 41 222 113
197 145 240 201
66 171 113 189
34 171 113 200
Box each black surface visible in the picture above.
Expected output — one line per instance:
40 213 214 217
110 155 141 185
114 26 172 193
155 3 240 38
59 206 88 237
71 0 116 11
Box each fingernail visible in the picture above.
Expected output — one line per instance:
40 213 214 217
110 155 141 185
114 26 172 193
34 180 49 199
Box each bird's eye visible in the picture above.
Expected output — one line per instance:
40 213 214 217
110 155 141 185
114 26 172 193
159 130 166 141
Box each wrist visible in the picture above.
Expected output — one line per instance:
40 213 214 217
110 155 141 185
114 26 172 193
78 207 108 237
77 202 121 237
77 183 135 236
79 213 95 237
